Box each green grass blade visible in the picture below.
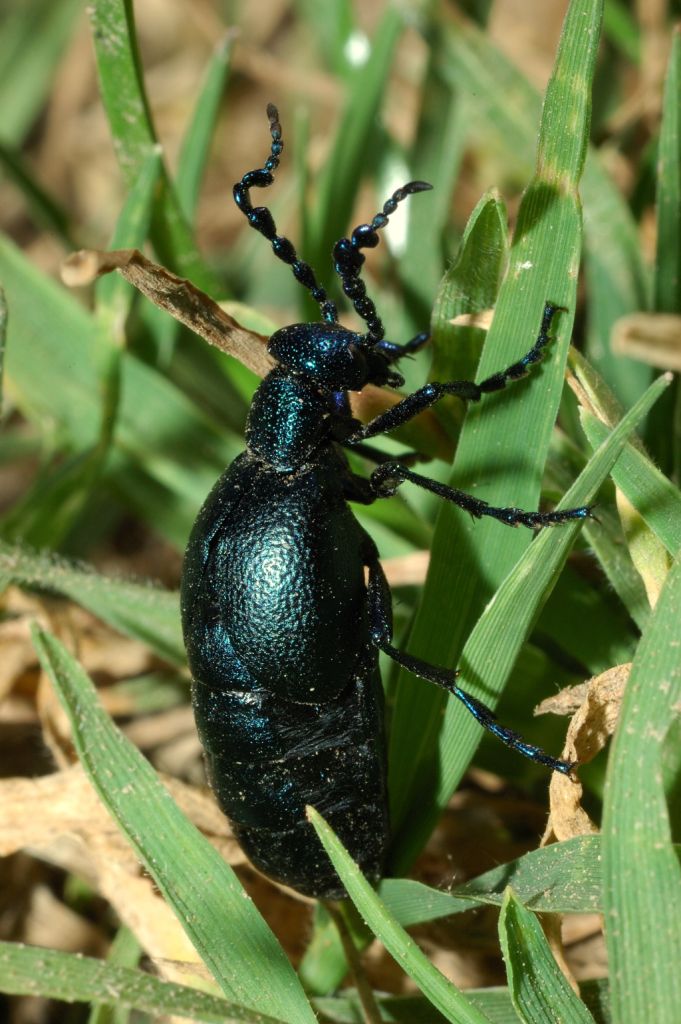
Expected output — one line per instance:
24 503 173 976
0 150 168 551
602 0 639 62
438 374 669 785
646 25 681 480
389 0 603 865
499 889 596 1023
87 926 141 1024
0 542 182 663
93 148 163 487
98 148 163 323
176 35 233 224
294 0 355 75
0 0 83 145
404 44 471 311
570 349 681 556
0 941 286 1024
430 191 508 407
0 235 233 540
394 369 669 871
313 981 611 1024
387 192 507 816
438 9 650 409
654 26 681 314
602 554 681 1023
308 808 494 1024
31 626 316 1024
0 285 6 414
0 141 75 246
87 0 220 292
306 7 404 285
378 834 617 924
580 411 681 556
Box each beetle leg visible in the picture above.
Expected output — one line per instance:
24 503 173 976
376 332 430 363
365 560 575 775
343 440 427 467
368 462 593 529
349 303 564 441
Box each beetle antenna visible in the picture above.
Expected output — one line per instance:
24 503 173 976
332 180 432 344
233 104 339 324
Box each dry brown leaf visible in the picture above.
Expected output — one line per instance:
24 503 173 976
60 249 453 458
0 766 241 864
539 664 630 844
0 766 245 981
23 885 107 955
612 312 681 371
381 551 430 587
62 247 274 377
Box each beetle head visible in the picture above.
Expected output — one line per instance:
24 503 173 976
268 322 402 391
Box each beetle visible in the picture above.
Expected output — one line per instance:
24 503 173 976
180 104 591 899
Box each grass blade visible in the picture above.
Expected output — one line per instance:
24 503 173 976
390 0 604 867
395 368 670 871
176 35 232 224
602 553 681 1023
438 8 650 408
499 889 596 1023
0 542 182 663
0 941 286 1024
31 625 316 1024
0 0 82 145
308 808 494 1024
378 834 616 924
87 0 220 293
305 7 404 291
654 26 681 314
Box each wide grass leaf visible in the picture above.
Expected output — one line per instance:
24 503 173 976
378 834 610 925
31 626 316 1024
0 542 182 663
430 374 670 814
389 0 604 869
499 889 595 1023
602 553 681 1023
438 6 649 409
0 941 286 1024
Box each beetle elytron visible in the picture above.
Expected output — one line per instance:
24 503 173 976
181 105 590 898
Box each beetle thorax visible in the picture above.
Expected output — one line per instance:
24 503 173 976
245 369 331 470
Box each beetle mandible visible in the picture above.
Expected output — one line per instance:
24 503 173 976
180 105 591 899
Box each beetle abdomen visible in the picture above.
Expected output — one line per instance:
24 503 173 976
181 452 389 896
192 670 388 897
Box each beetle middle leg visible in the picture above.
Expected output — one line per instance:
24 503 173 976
344 440 427 468
369 462 593 528
365 559 574 774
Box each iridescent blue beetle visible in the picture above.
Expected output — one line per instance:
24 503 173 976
180 105 590 898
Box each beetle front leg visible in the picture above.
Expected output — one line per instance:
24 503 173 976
365 560 575 775
349 303 564 442
376 331 430 364
369 462 593 529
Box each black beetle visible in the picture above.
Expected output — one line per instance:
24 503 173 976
180 105 590 898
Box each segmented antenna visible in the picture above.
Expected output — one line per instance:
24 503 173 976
232 104 338 324
332 180 432 343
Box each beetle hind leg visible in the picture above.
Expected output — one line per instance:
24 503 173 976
365 560 575 775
